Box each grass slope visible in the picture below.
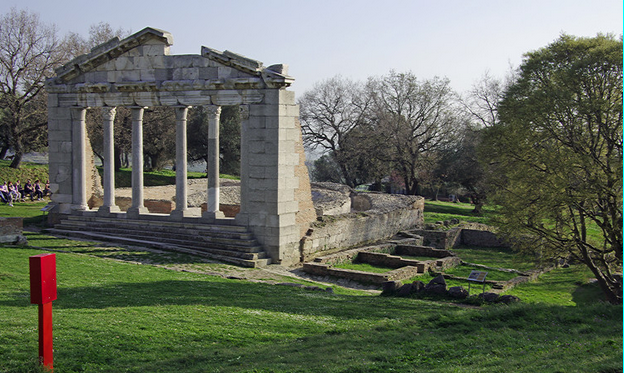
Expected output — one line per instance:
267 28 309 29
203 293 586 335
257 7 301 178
1 247 622 373
0 160 49 184
423 200 497 225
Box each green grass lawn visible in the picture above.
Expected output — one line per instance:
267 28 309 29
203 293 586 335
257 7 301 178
450 245 538 272
1 246 621 373
99 167 239 188
424 200 497 225
332 262 395 273
0 160 49 185
444 264 518 282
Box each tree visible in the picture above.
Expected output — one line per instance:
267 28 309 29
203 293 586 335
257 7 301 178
0 8 66 168
310 154 342 183
459 71 512 128
368 71 459 195
298 76 371 187
67 23 132 170
187 106 241 176
142 107 176 171
483 34 623 304
438 124 489 212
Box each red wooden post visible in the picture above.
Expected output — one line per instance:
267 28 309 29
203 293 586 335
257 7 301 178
29 253 57 371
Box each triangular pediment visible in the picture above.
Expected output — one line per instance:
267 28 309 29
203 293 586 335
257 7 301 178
48 27 294 94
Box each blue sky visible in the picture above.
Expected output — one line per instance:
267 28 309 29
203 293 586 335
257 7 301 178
3 0 622 95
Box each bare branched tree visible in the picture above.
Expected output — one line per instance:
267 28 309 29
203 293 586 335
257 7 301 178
368 71 459 195
298 76 372 187
0 8 66 168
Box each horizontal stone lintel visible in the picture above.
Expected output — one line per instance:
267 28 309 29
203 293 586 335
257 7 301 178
49 89 270 107
47 78 268 94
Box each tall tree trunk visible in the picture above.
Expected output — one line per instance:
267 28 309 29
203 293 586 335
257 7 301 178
114 146 122 171
9 151 22 169
0 145 9 160
9 138 23 168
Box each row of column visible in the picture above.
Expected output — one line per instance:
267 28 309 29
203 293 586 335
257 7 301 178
71 105 224 221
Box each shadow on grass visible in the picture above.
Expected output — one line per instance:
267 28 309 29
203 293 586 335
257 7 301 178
25 234 214 265
572 281 606 306
0 279 420 320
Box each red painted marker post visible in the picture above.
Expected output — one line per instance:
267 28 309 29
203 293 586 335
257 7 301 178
29 253 57 371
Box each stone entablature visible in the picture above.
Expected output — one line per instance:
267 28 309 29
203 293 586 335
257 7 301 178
45 27 315 266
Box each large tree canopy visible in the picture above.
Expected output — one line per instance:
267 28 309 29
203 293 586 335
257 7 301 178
0 8 65 168
483 34 623 303
368 71 459 195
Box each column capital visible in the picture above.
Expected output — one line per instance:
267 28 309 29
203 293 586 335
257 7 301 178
205 105 222 118
174 106 190 121
70 107 87 121
239 105 250 120
130 107 145 121
102 107 117 121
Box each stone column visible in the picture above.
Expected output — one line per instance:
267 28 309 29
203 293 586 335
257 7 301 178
70 107 89 211
235 105 250 224
171 106 200 219
127 107 149 218
202 105 225 221
98 107 120 215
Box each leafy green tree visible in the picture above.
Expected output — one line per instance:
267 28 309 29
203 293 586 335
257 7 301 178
438 125 489 211
187 106 241 176
483 34 623 304
310 154 342 183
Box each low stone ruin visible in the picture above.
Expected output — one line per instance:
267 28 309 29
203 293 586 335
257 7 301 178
303 239 460 284
0 218 27 245
382 275 521 304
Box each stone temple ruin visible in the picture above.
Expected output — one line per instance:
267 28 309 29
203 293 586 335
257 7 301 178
45 27 424 266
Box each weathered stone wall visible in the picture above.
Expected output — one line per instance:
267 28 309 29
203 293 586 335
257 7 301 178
302 262 423 284
300 197 424 262
410 224 509 249
357 252 427 272
293 118 317 239
0 217 26 244
461 229 507 248
394 245 455 258
411 228 462 249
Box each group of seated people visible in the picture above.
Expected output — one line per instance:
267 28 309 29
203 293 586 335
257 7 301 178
0 179 51 206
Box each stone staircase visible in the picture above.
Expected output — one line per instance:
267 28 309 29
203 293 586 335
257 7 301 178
47 215 271 268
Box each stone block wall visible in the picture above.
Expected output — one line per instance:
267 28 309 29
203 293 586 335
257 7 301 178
300 199 424 262
461 229 507 248
357 252 426 273
0 217 26 244
410 228 462 249
302 262 423 284
394 245 455 258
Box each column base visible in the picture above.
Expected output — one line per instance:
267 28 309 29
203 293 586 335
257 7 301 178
98 205 121 216
71 204 90 212
127 206 149 219
202 210 225 222
170 207 202 220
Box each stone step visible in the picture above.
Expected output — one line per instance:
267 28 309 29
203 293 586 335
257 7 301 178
53 226 264 254
46 229 270 268
50 215 271 268
56 220 258 248
65 215 250 234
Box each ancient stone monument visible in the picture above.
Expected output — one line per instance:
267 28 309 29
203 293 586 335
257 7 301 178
45 27 316 266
